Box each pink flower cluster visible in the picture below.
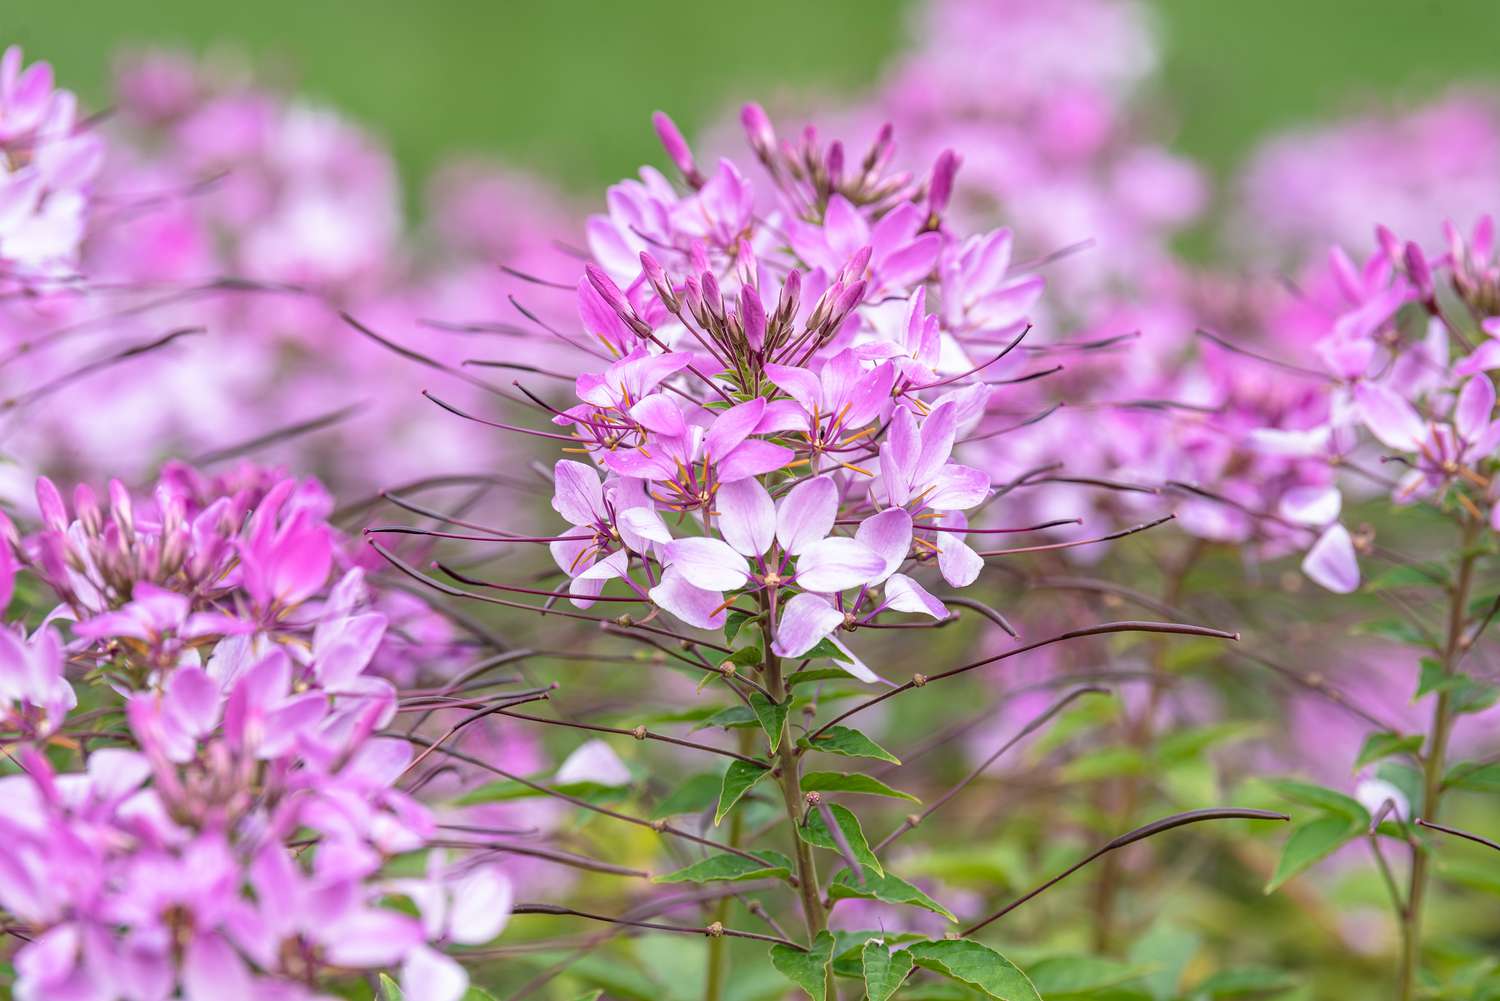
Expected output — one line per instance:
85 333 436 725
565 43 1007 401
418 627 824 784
493 106 1047 679
0 461 504 1001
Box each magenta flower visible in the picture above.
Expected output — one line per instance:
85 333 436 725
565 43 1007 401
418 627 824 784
0 626 74 739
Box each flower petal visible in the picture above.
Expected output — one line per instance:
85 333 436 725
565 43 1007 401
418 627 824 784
716 478 775 558
662 537 749 591
884 574 949 619
795 537 885 593
772 592 844 659
1302 524 1360 594
776 476 838 556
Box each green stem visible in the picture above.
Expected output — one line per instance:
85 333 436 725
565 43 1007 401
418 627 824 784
1397 519 1479 1001
704 726 753 1001
761 603 834 998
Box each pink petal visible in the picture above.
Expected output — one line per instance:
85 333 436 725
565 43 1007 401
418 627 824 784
763 363 821 414
556 738 632 786
1456 376 1496 442
552 460 605 527
716 478 775 558
629 394 685 436
402 945 468 1001
855 508 912 583
772 592 844 659
884 574 948 619
926 463 990 511
1354 382 1425 452
776 476 838 556
447 867 513 945
1278 485 1341 526
795 537 885 593
716 439 795 481
663 537 749 591
648 568 728 630
704 398 767 462
183 934 252 1001
1302 524 1360 594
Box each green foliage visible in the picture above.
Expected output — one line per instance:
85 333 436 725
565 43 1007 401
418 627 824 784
749 693 790 751
861 940 915 1001
799 770 919 802
828 866 957 921
769 931 836 1001
654 850 794 884
651 772 723 818
1355 731 1424 769
716 760 771 824
1266 815 1363 892
799 802 884 876
906 940 1043 1001
797 725 901 764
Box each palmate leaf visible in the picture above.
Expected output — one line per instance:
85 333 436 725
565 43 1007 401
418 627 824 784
716 759 771 824
829 866 956 921
906 940 1043 1001
797 725 900 764
800 770 919 802
862 940 915 1001
769 931 836 1001
799 802 884 876
654 849 794 884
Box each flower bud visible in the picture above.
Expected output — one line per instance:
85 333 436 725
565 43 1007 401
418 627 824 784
652 111 703 188
740 102 777 159
739 285 766 351
35 476 67 534
1404 240 1435 306
639 251 677 310
825 140 845 191
927 149 960 221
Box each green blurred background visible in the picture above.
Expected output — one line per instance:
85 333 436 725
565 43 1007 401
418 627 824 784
11 0 1500 201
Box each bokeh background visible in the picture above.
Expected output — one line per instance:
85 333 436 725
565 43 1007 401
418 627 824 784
15 0 1500 201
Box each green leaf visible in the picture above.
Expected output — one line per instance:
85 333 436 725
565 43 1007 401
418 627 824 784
1025 955 1150 996
800 802 884 876
1129 923 1198 1001
724 608 758 646
1193 965 1298 997
1262 778 1369 825
803 637 845 660
862 941 915 1001
770 931 835 1001
651 772 723 819
1059 746 1147 783
1365 564 1445 591
454 779 626 807
789 668 855 688
750 693 791 752
654 850 794 884
696 705 758 731
567 993 605 1001
378 974 405 1000
1265 815 1361 892
1413 660 1498 714
723 645 764 669
1156 722 1261 765
797 725 900 764
1355 731 1424 769
463 989 503 1001
1446 760 1500 792
716 760 771 825
829 867 956 921
906 940 1043 1001
801 770 919 802
1353 616 1433 648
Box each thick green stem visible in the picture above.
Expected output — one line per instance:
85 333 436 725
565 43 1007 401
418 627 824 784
704 727 753 1001
1397 520 1479 1001
761 605 834 998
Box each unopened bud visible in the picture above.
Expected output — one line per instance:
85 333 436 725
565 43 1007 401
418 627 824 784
640 251 678 310
927 149 960 221
740 285 767 350
652 111 704 187
631 725 648 741
912 673 928 687
741 102 777 158
35 476 68 534
825 140 845 190
705 921 725 938
1404 240 1435 305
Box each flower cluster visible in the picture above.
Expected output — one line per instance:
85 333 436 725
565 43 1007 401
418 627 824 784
0 46 103 278
509 106 1050 679
0 460 511 1001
